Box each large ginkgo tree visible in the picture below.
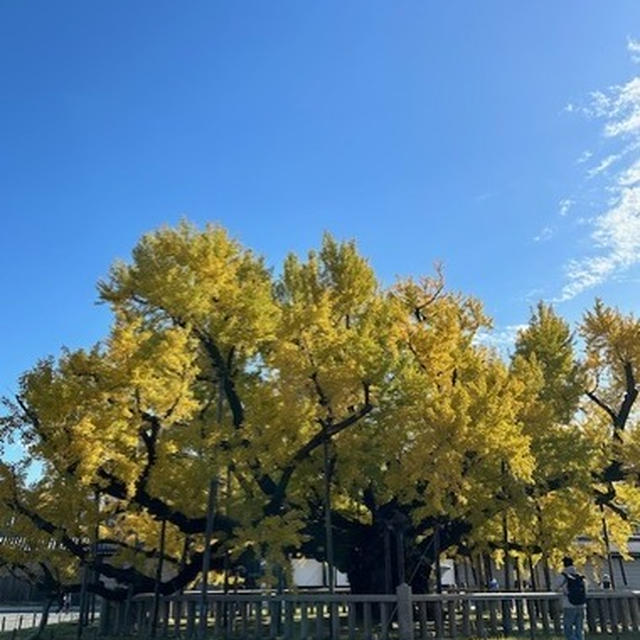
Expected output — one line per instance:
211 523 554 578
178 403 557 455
1 221 639 601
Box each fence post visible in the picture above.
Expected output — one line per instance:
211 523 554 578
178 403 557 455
396 583 414 640
98 600 110 636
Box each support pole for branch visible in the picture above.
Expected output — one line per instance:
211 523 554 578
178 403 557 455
502 511 511 590
322 427 335 593
198 477 218 639
528 555 537 591
150 518 167 638
223 466 232 595
501 461 511 590
501 499 512 634
542 556 552 590
76 565 89 640
618 555 629 587
475 554 485 589
199 375 223 639
383 523 392 593
91 490 100 625
434 524 442 593
390 512 408 588
600 505 617 590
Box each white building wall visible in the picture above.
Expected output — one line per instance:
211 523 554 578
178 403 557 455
291 558 348 588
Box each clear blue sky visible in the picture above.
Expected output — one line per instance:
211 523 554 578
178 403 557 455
1 1 640 399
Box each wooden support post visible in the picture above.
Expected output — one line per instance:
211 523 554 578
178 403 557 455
418 602 428 640
396 583 414 640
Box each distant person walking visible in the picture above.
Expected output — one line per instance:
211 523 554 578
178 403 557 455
556 556 587 640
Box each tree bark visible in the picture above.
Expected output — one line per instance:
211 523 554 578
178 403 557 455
25 598 54 640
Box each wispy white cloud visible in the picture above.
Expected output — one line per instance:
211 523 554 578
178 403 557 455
559 198 573 216
577 150 593 164
533 226 554 242
557 40 640 301
558 195 640 300
474 324 528 354
522 287 544 303
628 37 640 64
596 77 640 137
587 153 622 178
618 159 640 186
558 186 640 301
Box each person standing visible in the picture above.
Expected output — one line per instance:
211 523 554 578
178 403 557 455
556 556 587 640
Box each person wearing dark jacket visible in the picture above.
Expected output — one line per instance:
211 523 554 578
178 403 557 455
555 557 587 640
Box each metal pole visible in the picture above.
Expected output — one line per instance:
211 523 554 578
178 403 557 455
384 523 392 593
528 556 537 591
91 491 100 624
199 477 218 639
476 554 485 589
484 553 493 583
618 555 629 587
503 511 511 590
199 374 224 638
76 565 89 640
542 556 551 591
501 503 512 633
150 518 167 638
396 527 406 586
600 505 617 590
463 555 471 589
223 466 232 595
322 427 335 593
434 524 442 593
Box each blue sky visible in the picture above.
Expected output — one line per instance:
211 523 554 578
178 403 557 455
1 1 640 401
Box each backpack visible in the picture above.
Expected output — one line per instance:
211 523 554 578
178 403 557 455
563 572 587 606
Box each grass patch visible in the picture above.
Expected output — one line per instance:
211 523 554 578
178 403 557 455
0 623 634 640
0 623 96 640
462 636 637 640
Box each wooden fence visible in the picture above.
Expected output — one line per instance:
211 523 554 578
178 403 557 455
98 586 640 639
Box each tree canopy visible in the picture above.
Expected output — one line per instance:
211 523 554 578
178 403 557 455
1 221 639 599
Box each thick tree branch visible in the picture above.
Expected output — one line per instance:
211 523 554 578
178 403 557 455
95 467 235 535
585 390 618 426
616 361 638 432
15 396 47 442
266 383 373 513
195 330 244 428
586 361 637 444
5 498 87 560
137 412 161 491
98 538 181 565
4 491 224 599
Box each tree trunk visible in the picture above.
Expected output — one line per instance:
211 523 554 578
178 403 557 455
339 523 433 594
304 505 469 594
26 598 54 640
343 527 390 593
